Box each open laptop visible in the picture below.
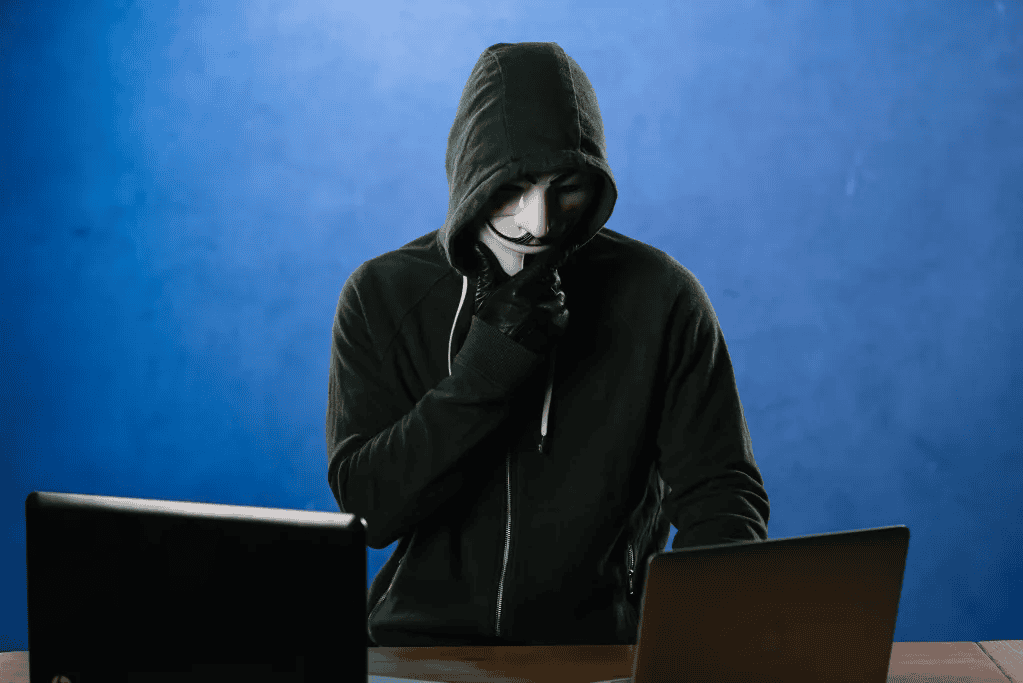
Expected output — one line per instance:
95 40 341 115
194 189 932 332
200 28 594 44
25 491 367 683
598 525 910 683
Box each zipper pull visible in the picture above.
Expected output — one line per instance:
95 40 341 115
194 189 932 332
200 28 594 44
538 433 548 454
628 543 635 595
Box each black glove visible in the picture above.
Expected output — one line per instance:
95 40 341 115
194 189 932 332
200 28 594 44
473 242 569 355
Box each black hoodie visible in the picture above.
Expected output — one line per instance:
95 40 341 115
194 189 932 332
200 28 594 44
327 42 770 646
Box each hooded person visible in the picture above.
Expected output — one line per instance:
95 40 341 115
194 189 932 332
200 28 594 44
327 41 770 647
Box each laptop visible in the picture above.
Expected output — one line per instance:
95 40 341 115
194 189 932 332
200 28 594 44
25 491 368 683
598 525 910 683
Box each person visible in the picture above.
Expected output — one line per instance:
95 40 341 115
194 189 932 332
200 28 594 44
326 41 770 647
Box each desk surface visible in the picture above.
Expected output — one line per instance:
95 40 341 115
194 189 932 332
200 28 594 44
2 641 1020 682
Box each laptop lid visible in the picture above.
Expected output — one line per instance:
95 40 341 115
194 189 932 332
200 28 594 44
26 491 367 683
629 525 910 683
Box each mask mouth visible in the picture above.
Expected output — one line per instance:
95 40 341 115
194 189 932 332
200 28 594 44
506 231 537 245
487 220 560 247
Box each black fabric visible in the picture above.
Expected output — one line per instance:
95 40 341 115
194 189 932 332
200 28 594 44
327 41 770 647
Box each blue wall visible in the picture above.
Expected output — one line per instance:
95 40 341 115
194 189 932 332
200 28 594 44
2 0 1020 650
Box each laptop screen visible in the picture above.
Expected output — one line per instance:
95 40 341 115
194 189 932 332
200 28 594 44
631 526 909 683
26 491 368 683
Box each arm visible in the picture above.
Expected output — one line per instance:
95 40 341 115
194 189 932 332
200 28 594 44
326 271 541 549
655 273 770 549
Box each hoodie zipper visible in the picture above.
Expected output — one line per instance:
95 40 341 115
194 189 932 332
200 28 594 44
495 449 512 636
497 354 554 634
627 542 635 596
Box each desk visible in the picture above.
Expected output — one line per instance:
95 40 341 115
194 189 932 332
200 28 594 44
2 642 1021 682
368 642 1023 683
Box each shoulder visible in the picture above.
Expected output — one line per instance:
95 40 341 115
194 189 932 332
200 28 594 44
580 230 728 350
336 230 463 350
343 229 452 303
577 228 709 304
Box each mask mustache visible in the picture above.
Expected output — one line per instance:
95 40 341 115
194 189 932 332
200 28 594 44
507 232 543 245
492 220 567 246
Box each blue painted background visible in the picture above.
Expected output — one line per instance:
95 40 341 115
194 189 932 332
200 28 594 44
2 0 1020 650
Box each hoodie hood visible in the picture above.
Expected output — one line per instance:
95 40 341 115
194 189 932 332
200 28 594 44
441 42 618 277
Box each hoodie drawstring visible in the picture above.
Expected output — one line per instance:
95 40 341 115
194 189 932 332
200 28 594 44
449 274 555 453
538 346 555 454
448 275 469 376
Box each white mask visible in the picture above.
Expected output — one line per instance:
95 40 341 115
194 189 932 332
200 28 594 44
477 220 553 276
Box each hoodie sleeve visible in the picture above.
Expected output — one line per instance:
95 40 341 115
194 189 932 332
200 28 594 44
326 268 542 549
655 272 770 549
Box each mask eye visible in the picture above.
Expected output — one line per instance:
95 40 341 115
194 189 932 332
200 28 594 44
492 188 524 211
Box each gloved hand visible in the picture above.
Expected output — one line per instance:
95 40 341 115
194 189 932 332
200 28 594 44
473 242 569 355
